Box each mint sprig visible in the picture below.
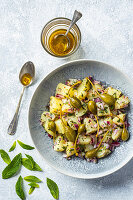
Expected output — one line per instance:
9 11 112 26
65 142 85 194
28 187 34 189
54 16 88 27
1 142 59 199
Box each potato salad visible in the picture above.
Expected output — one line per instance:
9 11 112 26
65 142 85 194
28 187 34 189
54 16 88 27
41 76 130 163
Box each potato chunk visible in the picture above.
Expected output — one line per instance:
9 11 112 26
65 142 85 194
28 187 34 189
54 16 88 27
54 136 66 152
67 115 81 130
41 111 55 125
87 83 103 100
55 83 70 97
113 114 126 126
66 142 75 157
105 86 121 99
115 95 130 109
78 135 91 145
84 118 97 134
99 117 113 129
55 119 65 134
77 78 90 100
96 102 110 117
112 128 122 140
61 98 74 114
50 96 63 114
96 148 111 158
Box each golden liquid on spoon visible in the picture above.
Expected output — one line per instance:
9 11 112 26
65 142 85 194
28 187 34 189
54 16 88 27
21 73 32 86
48 29 76 56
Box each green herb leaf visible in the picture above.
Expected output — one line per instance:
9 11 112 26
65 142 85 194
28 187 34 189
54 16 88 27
9 141 16 152
29 187 35 195
25 154 34 168
2 153 22 179
15 176 25 200
22 158 42 171
28 182 39 188
17 140 34 150
0 149 11 164
24 175 42 183
47 178 59 200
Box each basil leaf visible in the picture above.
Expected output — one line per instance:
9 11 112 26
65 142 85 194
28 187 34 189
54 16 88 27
15 176 25 200
24 175 42 183
17 140 34 150
28 182 39 188
9 141 16 152
29 187 35 195
0 149 11 164
22 158 42 171
2 153 22 179
47 178 59 200
25 154 34 168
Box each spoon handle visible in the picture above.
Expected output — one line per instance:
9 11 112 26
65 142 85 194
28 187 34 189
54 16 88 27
65 10 82 36
7 86 26 135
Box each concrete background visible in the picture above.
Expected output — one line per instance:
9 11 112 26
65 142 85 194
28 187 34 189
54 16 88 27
0 0 133 199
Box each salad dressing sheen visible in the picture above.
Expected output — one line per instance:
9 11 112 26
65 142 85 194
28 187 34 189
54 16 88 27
48 29 76 56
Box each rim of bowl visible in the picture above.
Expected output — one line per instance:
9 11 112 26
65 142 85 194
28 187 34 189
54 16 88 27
40 17 81 58
28 59 133 179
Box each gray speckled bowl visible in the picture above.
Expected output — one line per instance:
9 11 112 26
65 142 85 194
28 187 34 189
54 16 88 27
28 60 133 179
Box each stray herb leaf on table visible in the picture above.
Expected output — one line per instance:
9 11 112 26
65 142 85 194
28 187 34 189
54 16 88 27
47 178 59 200
0 149 11 164
2 153 22 179
25 154 35 168
24 175 42 183
17 140 35 150
9 141 16 152
15 176 25 200
22 156 42 171
0 141 60 199
29 187 35 195
28 182 39 188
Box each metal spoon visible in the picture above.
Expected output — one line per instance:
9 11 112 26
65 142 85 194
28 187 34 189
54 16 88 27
54 10 82 51
65 10 82 36
7 61 35 135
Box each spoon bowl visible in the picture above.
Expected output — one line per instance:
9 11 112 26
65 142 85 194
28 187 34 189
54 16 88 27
52 34 70 52
19 61 35 86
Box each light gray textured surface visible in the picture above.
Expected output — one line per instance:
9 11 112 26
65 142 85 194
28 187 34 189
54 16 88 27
0 0 133 200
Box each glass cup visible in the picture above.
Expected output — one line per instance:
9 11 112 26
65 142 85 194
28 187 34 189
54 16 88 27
41 17 81 58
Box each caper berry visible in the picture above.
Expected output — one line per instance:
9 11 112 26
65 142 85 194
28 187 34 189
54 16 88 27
64 125 76 142
121 128 129 141
85 148 98 158
48 120 56 133
70 97 82 109
78 124 86 134
88 101 97 114
100 94 115 106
